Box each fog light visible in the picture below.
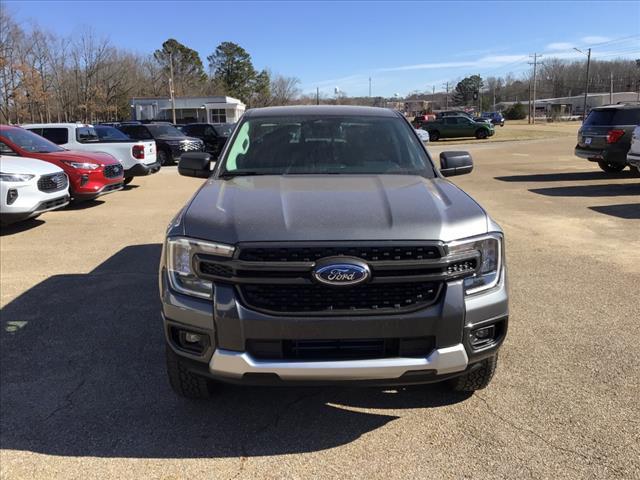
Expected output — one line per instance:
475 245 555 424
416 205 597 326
184 332 202 344
471 325 496 348
80 174 89 186
7 189 18 205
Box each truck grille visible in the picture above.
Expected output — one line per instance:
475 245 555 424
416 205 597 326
238 245 441 262
103 164 123 178
37 172 67 192
239 282 441 314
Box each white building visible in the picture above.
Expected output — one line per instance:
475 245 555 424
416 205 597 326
130 96 246 124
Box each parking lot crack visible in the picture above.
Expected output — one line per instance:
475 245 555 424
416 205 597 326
475 394 626 475
41 378 86 423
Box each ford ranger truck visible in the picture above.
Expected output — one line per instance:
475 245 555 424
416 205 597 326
160 106 508 399
23 123 159 185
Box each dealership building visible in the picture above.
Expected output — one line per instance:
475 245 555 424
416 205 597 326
497 92 639 117
129 96 246 124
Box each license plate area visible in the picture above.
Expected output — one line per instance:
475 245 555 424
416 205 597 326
583 137 592 145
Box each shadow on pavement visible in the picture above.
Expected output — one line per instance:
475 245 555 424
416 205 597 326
61 199 105 211
588 203 640 219
495 171 635 182
529 183 640 197
0 218 45 236
0 244 468 459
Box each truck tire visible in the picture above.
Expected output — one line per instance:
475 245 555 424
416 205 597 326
475 129 489 139
597 160 625 173
429 130 440 141
158 149 171 166
448 354 498 392
165 345 216 399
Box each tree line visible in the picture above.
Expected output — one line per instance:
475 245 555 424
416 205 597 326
0 11 301 124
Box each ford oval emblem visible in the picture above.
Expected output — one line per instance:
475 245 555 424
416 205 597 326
313 260 370 286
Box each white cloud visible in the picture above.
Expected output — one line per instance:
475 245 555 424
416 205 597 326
546 42 574 50
581 36 611 44
377 54 526 72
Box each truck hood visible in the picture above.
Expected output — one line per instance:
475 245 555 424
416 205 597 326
181 175 488 243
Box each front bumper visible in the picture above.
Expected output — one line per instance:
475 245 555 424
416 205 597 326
161 267 508 385
1 194 69 224
124 161 161 177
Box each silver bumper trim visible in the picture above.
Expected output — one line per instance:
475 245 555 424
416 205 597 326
208 343 469 381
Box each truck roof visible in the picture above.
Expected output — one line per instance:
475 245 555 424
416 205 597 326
244 105 400 118
22 123 94 128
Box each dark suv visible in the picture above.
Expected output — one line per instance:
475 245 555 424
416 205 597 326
180 123 234 159
117 123 203 166
575 103 640 173
161 106 508 399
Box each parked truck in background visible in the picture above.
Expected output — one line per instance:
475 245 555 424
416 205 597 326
23 123 160 185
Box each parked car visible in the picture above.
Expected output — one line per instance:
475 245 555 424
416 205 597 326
626 124 640 174
162 105 508 398
481 112 505 127
575 103 640 173
180 123 234 159
1 155 69 225
421 116 495 141
117 123 203 166
23 123 160 185
0 125 124 200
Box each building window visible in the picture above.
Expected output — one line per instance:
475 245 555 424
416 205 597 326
209 109 226 123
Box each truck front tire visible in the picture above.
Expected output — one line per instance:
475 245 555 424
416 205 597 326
165 345 216 399
448 354 498 392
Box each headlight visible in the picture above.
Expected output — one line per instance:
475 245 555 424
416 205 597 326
448 233 503 294
0 172 35 182
61 160 100 170
166 237 235 299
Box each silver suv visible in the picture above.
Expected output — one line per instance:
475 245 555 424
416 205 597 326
160 106 508 398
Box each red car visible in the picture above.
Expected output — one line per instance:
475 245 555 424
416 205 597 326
0 125 124 200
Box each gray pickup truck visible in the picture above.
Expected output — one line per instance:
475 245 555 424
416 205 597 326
160 106 508 398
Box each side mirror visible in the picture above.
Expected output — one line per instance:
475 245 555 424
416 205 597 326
440 151 473 177
178 152 213 178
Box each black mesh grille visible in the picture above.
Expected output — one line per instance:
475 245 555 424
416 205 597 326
239 245 441 262
37 172 67 192
103 164 123 178
239 282 440 314
247 337 435 360
200 262 233 278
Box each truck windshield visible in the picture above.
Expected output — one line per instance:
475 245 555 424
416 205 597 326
221 115 434 177
0 127 65 153
94 126 131 141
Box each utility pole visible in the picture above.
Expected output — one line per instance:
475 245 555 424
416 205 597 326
169 52 177 124
369 77 372 98
529 53 541 124
478 74 482 114
574 47 591 120
316 87 320 105
610 72 614 104
442 82 450 110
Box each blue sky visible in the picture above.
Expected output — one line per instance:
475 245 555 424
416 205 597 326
6 0 640 97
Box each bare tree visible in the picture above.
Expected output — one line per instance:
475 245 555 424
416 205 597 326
270 74 301 105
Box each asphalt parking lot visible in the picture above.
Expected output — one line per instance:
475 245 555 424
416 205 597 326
1 132 639 479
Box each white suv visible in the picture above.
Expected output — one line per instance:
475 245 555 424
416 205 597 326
0 155 70 225
627 125 640 174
